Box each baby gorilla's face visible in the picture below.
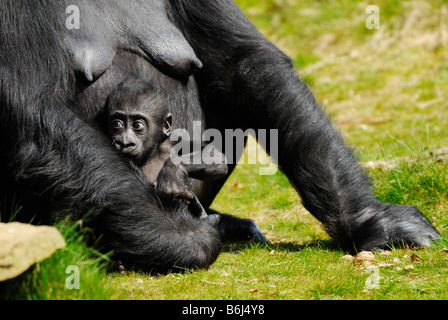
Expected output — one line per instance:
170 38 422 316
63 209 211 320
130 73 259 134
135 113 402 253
107 104 172 165
108 110 158 163
105 79 173 165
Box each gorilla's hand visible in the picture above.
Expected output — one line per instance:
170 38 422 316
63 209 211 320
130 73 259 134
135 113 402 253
339 204 440 252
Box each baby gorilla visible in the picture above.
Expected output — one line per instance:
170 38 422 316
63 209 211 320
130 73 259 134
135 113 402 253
104 77 226 218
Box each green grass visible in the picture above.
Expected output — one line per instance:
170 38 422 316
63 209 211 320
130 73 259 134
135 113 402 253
108 154 448 300
2 0 448 300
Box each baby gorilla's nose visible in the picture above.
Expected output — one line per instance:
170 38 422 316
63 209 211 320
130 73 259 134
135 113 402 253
114 140 136 154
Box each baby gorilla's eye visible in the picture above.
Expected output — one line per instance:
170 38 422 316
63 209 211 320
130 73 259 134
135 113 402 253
111 119 124 129
133 120 146 131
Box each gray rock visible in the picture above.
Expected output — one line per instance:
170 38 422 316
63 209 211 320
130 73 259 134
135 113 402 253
0 222 66 281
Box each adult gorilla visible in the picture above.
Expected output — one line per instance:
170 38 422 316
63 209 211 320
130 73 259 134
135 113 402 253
0 0 439 272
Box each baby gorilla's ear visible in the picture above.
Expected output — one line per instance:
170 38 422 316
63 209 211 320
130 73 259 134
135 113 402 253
163 113 172 137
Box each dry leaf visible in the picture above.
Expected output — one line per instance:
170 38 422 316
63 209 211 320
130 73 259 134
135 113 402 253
229 182 245 190
355 251 375 262
248 288 258 293
378 262 393 268
438 248 448 254
380 251 392 256
269 250 275 256
404 265 414 270
221 272 230 277
411 253 423 263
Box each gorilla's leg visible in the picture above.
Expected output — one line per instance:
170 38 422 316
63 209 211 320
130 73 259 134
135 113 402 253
170 0 439 251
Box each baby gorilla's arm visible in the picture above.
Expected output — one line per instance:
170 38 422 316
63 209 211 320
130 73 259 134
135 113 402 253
170 140 228 181
156 159 193 202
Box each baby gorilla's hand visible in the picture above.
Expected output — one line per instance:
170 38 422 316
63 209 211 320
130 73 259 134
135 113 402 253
156 160 193 202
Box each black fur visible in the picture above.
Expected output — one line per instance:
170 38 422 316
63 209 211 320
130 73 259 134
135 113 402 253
0 0 439 274
0 1 221 273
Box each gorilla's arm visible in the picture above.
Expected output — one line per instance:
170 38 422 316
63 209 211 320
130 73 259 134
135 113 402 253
170 0 439 251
